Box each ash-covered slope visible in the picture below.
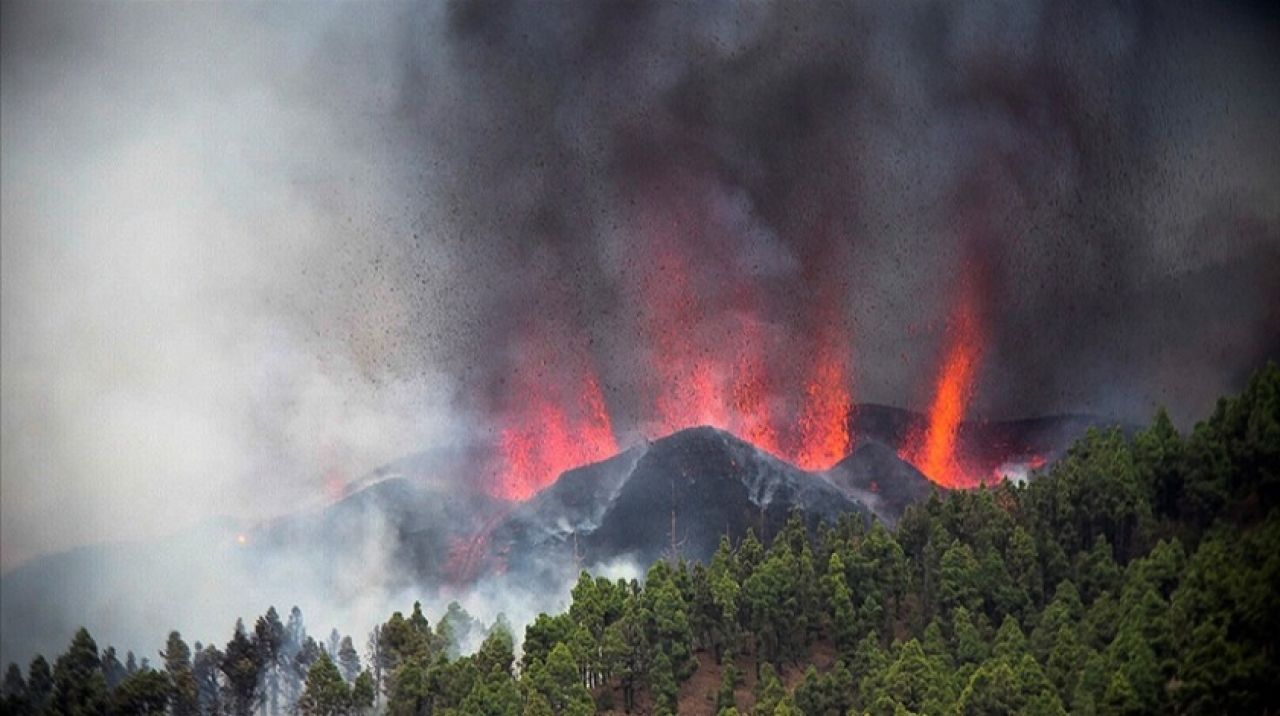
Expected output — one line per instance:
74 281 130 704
254 475 511 587
825 441 936 525
488 427 872 577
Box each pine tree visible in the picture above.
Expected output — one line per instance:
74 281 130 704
1134 408 1185 519
829 660 855 716
1044 625 1084 704
921 620 955 672
1030 581 1083 660
647 650 678 715
951 606 988 666
386 655 428 716
26 655 53 714
992 615 1027 661
192 643 224 715
474 623 515 678
530 643 593 716
523 691 554 716
337 636 361 683
716 659 738 713
1172 618 1268 715
611 598 649 713
825 552 859 656
1070 651 1108 715
570 571 605 640
568 625 596 689
521 613 574 672
771 697 802 716
1005 526 1044 608
1 663 29 715
1076 536 1122 603
298 652 350 716
111 668 171 715
792 666 822 715
850 630 887 708
284 606 308 706
743 549 791 665
736 529 764 584
940 540 982 616
878 639 952 714
643 565 696 679
957 659 1020 715
461 668 521 716
1101 670 1143 716
351 670 376 715
221 619 264 716
704 540 743 663
753 662 785 716
255 607 286 715
439 601 478 660
51 628 108 716
101 646 126 691
161 630 198 716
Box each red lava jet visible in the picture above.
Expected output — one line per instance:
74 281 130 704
730 322 782 458
903 264 985 488
487 264 1001 500
644 244 733 435
483 187 1018 500
488 273 857 499
792 329 854 470
497 373 618 500
494 330 619 501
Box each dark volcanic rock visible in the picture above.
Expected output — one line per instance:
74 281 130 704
584 427 865 565
491 427 870 577
257 476 511 587
825 441 938 525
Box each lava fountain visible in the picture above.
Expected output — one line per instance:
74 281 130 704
903 266 985 487
496 331 619 500
792 328 854 470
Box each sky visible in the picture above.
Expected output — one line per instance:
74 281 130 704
2 0 1279 572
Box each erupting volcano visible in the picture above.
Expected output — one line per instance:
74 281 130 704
489 235 1000 499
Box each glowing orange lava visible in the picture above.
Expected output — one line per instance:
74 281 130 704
731 347 783 458
793 337 853 470
644 245 732 434
632 198 855 465
496 347 618 500
491 189 864 499
904 275 984 488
